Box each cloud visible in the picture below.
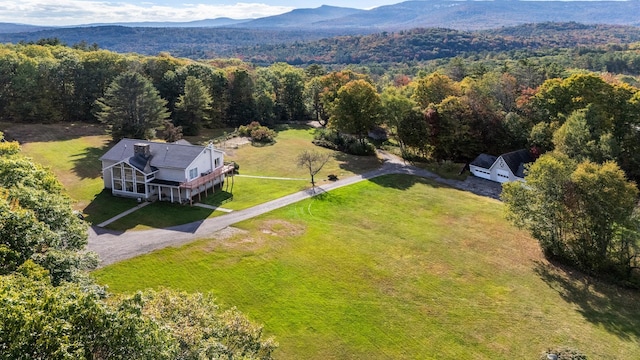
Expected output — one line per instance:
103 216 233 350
0 1 294 26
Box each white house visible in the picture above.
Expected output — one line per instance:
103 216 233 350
100 139 234 204
469 149 533 183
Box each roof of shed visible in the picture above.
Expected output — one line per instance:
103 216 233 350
500 149 533 178
470 153 497 169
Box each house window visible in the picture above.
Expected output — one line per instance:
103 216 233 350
215 157 221 168
189 168 198 180
113 166 122 180
123 167 133 181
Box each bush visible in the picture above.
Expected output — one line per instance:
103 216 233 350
346 140 375 156
238 121 261 137
238 121 277 143
250 127 277 143
313 129 375 156
311 138 339 151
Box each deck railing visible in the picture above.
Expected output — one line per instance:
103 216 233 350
179 163 235 190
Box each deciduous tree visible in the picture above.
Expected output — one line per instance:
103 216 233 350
330 79 382 144
297 150 332 190
411 72 461 109
502 152 640 280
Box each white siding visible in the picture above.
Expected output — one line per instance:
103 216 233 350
489 156 514 182
470 165 491 180
101 160 117 189
156 168 187 183
496 169 511 183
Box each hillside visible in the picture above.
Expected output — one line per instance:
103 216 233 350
2 1 640 59
3 22 639 63
232 23 640 65
313 0 640 31
232 5 364 28
0 26 371 58
0 23 52 33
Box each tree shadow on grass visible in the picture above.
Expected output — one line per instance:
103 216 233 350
201 190 234 207
2 123 106 143
250 141 276 148
334 151 384 175
104 202 214 232
82 189 138 225
368 173 446 191
71 140 113 179
533 260 640 340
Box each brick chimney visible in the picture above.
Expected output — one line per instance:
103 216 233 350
133 143 151 159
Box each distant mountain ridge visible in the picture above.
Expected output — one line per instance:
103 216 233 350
77 18 250 28
0 23 52 33
232 5 365 28
3 0 640 34
1 1 639 60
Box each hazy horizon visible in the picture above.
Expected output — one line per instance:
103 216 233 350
1 0 632 27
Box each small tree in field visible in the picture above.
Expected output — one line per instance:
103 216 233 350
297 150 332 191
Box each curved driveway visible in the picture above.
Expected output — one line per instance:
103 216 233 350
87 152 501 266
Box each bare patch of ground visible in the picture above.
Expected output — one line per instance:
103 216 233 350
214 136 251 156
201 227 255 252
258 219 306 238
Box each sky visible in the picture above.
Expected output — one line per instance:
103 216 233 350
0 0 403 26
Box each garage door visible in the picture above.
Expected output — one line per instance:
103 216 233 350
496 169 510 183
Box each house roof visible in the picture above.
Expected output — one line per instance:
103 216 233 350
100 138 208 171
500 149 533 178
470 153 497 169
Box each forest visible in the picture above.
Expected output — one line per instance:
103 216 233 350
2 37 640 166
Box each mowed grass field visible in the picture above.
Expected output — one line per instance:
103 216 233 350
92 174 640 359
223 126 382 181
5 123 381 228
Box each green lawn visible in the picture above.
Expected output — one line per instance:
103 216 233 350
14 129 143 225
92 174 640 359
3 122 375 229
104 201 216 231
18 133 116 213
226 126 383 181
12 123 380 228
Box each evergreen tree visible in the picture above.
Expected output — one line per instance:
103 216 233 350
96 71 170 140
174 76 212 136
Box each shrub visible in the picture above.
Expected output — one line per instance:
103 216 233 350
346 140 375 156
0 131 20 156
250 127 277 143
238 121 262 137
313 129 375 156
238 122 277 143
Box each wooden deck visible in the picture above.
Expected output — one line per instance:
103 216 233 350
179 163 235 205
179 163 235 190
